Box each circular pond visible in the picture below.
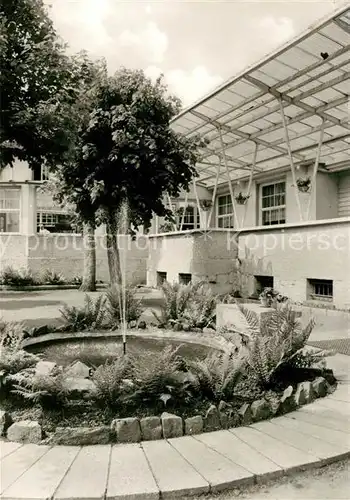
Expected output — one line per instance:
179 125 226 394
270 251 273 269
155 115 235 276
25 333 216 367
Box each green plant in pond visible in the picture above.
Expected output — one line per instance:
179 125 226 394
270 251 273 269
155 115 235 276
153 281 217 329
41 269 66 285
105 285 143 325
92 356 133 409
11 371 68 410
59 294 107 332
127 346 192 409
238 303 316 388
187 351 245 403
0 266 38 287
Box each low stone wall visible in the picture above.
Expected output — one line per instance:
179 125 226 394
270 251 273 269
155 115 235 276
147 230 239 294
0 376 333 446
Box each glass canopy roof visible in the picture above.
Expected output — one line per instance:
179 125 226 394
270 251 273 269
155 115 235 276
171 4 350 188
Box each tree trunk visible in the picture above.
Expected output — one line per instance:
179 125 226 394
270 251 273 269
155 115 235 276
106 209 122 286
79 220 96 292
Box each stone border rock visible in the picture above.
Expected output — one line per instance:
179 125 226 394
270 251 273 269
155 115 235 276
1 376 335 446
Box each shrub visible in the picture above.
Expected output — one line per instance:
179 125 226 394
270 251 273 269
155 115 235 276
127 346 192 410
70 275 83 286
105 285 143 325
153 281 217 330
0 266 38 286
238 303 316 388
0 320 25 351
41 269 66 285
0 349 40 374
92 357 133 409
59 294 107 332
187 351 245 403
0 349 40 395
11 371 68 409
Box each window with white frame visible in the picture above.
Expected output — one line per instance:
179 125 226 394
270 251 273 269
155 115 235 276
178 206 200 230
36 211 78 233
0 188 20 232
217 194 234 228
260 181 286 226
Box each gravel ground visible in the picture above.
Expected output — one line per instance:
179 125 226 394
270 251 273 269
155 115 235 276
185 459 350 500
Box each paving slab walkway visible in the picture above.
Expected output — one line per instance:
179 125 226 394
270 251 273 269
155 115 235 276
1 354 349 500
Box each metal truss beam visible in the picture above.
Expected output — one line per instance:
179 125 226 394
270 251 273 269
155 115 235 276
199 95 348 162
245 74 350 131
180 45 350 138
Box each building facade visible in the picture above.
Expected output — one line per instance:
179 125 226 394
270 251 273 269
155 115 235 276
147 6 350 310
0 161 148 284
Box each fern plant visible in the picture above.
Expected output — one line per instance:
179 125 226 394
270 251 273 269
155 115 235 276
92 356 133 409
237 303 317 388
153 281 217 329
41 269 66 285
187 351 246 403
128 346 191 409
0 348 40 374
0 266 38 286
11 371 68 409
59 294 107 332
0 320 26 351
105 285 143 325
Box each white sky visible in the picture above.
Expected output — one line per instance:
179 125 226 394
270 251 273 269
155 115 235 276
46 0 343 108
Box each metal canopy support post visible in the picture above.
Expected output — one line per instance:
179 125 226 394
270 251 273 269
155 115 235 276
241 144 259 228
192 178 203 228
278 98 304 222
179 190 189 231
166 192 177 231
218 127 240 229
306 119 326 220
208 157 221 228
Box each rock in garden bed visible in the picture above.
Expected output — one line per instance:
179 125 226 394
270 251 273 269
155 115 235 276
45 426 111 445
7 420 42 444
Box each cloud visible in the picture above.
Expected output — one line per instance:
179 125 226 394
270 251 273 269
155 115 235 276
145 65 223 107
48 0 113 53
258 16 295 45
119 21 168 64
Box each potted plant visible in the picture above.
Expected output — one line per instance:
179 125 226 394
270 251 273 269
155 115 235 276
259 287 288 307
296 177 311 193
199 199 212 211
235 192 250 205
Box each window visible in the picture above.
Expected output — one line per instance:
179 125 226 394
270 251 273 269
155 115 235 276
217 194 234 228
308 279 333 301
33 165 49 181
255 275 274 295
157 271 167 286
260 181 286 226
0 188 20 232
179 273 192 285
177 206 200 230
36 212 78 233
